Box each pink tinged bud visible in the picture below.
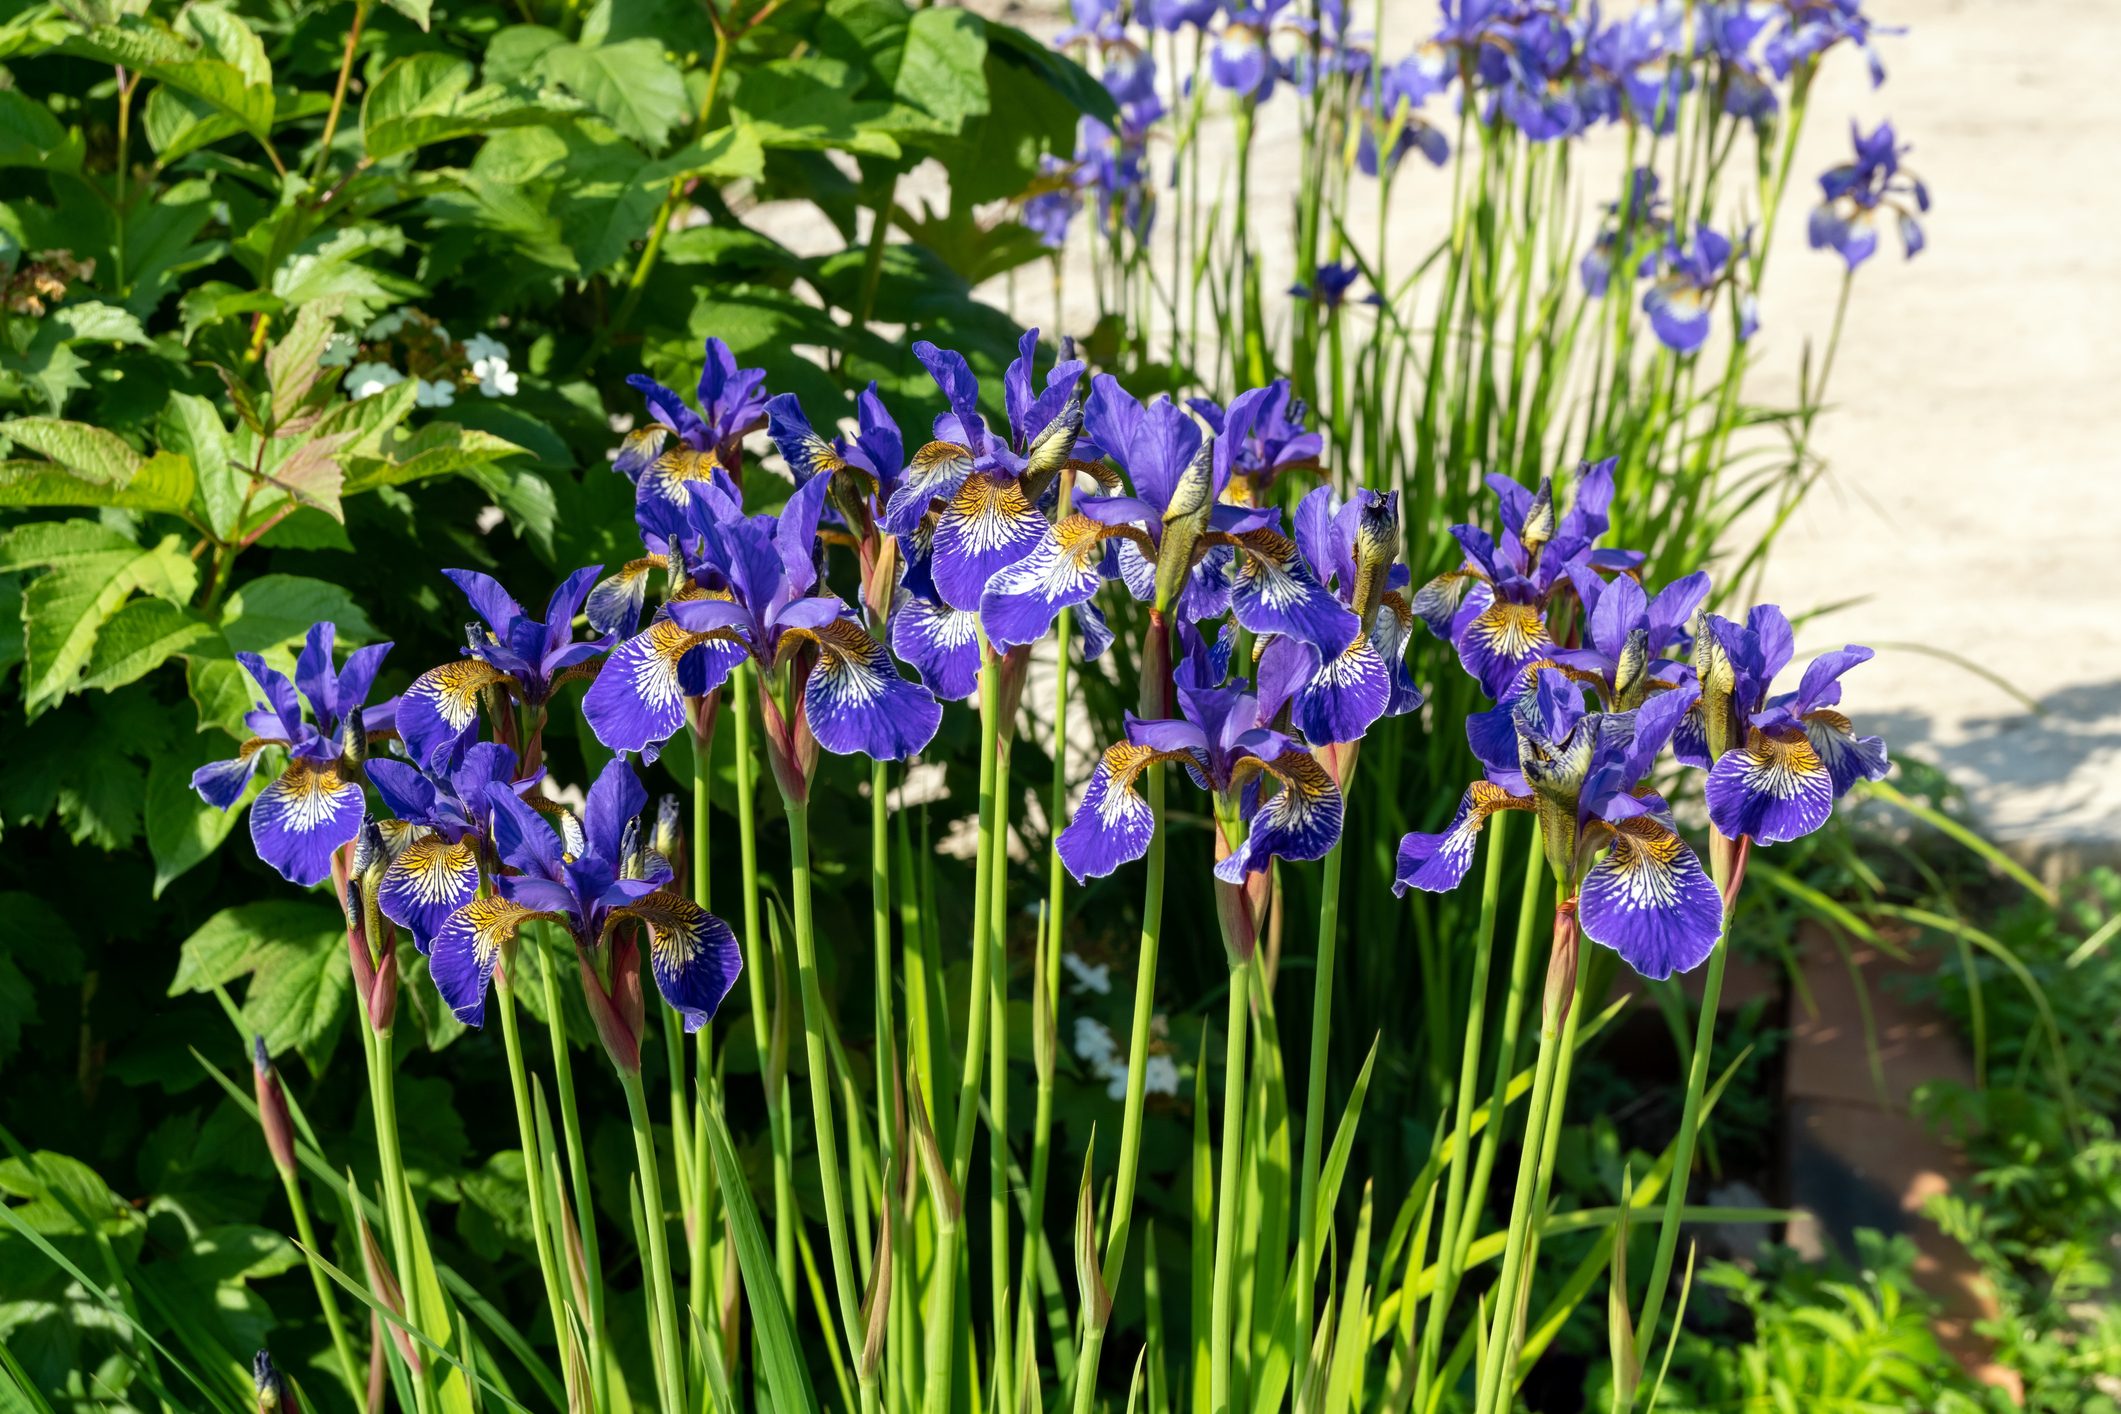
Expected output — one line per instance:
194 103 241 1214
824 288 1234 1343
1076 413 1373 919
344 877 377 1006
908 1079 960 1227
251 1037 297 1177
1075 1138 1112 1335
367 932 399 1033
580 939 642 1074
1544 900 1581 1031
1139 609 1174 719
252 1349 291 1414
857 1189 892 1381
755 675 811 806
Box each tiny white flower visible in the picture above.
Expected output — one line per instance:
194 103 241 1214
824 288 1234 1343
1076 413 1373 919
1142 1055 1180 1096
608 412 636 435
415 377 455 408
363 310 409 340
1061 952 1111 996
463 333 509 367
319 332 358 368
344 362 403 400
1073 1016 1119 1072
1105 1067 1129 1101
474 357 519 398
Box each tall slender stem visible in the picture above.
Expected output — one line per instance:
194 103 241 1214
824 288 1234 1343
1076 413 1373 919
1208 957 1252 1414
786 799 872 1405
1292 769 1353 1383
1632 833 1749 1392
308 0 370 183
496 972 570 1360
364 1022 436 1414
988 718 1015 1365
872 756 897 1201
687 720 716 1366
539 931 609 1414
730 661 796 1303
949 651 1003 1187
620 1068 687 1414
280 1167 364 1405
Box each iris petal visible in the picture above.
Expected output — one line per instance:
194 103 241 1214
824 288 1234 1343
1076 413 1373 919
1578 816 1723 979
377 836 480 954
931 473 1047 612
582 618 738 757
1215 749 1344 882
1705 726 1834 843
430 898 558 1027
1803 708 1891 797
1225 529 1361 650
399 659 510 770
979 514 1116 651
622 891 744 1033
1394 781 1532 895
1058 741 1188 882
890 593 984 702
793 617 942 761
250 760 365 887
191 739 269 810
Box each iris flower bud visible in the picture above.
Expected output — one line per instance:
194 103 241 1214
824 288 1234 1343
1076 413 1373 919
251 1036 297 1178
1152 437 1217 614
253 1350 291 1414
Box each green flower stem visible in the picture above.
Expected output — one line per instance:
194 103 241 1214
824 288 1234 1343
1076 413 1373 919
1473 898 1574 1414
989 717 1015 1364
1414 809 1512 1410
278 1166 364 1404
687 720 717 1348
949 650 1003 1189
871 755 898 1210
1292 745 1359 1385
1208 955 1252 1414
620 1067 687 1414
784 797 871 1406
538 929 610 1414
362 1020 436 1414
494 970 570 1364
730 661 797 1304
1453 829 1547 1263
1631 832 1747 1395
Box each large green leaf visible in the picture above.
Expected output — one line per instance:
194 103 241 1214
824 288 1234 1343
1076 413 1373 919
0 88 83 171
158 392 240 537
171 901 350 1069
361 51 571 160
0 452 197 516
218 573 377 655
881 7 989 137
0 417 142 484
538 38 689 150
0 525 199 713
80 597 216 691
65 11 275 139
730 58 903 158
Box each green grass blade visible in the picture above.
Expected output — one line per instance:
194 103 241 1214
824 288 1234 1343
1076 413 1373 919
704 1101 821 1414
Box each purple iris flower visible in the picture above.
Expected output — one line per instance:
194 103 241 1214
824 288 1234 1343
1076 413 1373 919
1643 223 1756 355
1556 564 1710 708
1186 379 1322 506
1023 155 1085 250
1058 626 1344 885
1143 0 1221 32
1268 486 1424 745
882 332 1083 622
191 622 394 887
585 471 940 765
1580 168 1669 298
1412 460 1642 700
1210 2 1294 103
1764 0 1897 88
1293 0 1372 96
365 742 541 952
1489 5 1587 141
1056 0 1125 47
429 756 740 1033
1682 604 1890 843
1081 377 1356 651
1698 3 1780 119
1289 263 1377 310
1808 120 1928 268
396 567 611 771
1582 1 1690 133
1397 668 1723 980
612 337 769 541
1078 88 1163 243
766 379 908 606
1358 51 1452 175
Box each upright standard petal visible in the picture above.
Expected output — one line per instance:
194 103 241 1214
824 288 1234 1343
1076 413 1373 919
430 898 558 1026
931 473 1047 611
794 617 942 761
1704 726 1834 844
1578 816 1723 979
624 892 744 1032
398 659 510 770
250 760 366 886
1394 781 1532 895
377 836 481 954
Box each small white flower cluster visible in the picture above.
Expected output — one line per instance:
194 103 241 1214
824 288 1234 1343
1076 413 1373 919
463 332 519 398
1061 950 1111 995
1072 1014 1180 1101
336 313 519 403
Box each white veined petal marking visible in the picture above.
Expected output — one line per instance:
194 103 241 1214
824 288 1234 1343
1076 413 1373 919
631 619 709 710
393 838 475 904
416 660 507 732
1232 531 1308 610
1599 817 1688 910
1470 602 1551 659
1738 729 1827 800
947 475 1041 555
271 762 353 833
805 619 895 707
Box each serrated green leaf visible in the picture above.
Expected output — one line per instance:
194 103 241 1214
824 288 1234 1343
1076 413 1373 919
344 422 527 494
81 597 215 691
171 900 326 996
361 52 570 160
264 300 339 428
187 651 254 739
731 59 901 158
0 452 196 516
159 392 241 537
7 530 198 713
218 573 376 655
246 931 352 1072
0 418 141 484
539 38 688 149
885 7 988 136
380 0 433 29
